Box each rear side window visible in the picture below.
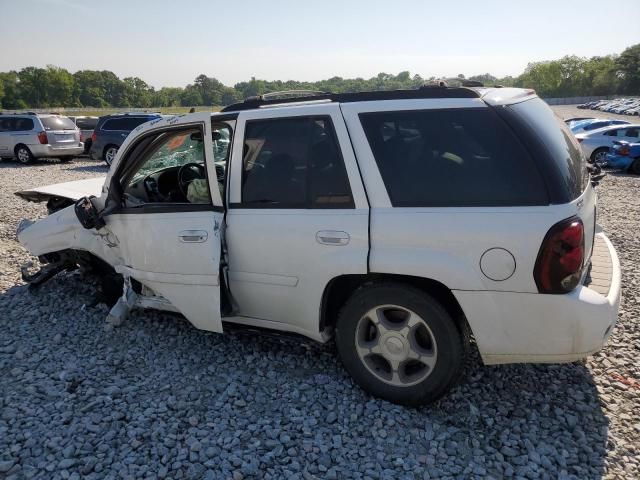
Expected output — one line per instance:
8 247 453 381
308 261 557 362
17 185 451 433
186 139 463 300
507 98 587 200
241 116 354 208
12 118 34 131
41 116 76 131
360 108 547 207
75 117 98 130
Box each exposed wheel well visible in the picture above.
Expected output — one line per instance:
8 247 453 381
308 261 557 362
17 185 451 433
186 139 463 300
103 144 118 156
320 273 469 337
14 143 30 154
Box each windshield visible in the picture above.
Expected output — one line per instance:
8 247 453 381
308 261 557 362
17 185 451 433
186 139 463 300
41 116 77 131
130 131 204 183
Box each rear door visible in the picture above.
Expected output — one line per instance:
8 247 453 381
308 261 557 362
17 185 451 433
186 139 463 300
103 113 226 332
40 116 79 147
224 103 369 339
0 117 14 156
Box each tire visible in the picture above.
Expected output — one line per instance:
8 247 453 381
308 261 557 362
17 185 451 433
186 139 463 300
103 145 118 166
630 158 640 175
335 283 468 406
590 147 609 165
15 145 34 164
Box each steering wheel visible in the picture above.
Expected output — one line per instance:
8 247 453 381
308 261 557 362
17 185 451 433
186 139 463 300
178 163 206 197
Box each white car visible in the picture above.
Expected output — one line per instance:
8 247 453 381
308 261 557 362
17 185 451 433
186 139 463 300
0 113 84 163
575 124 640 163
15 87 621 406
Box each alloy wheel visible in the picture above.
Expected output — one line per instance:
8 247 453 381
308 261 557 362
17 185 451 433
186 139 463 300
355 305 437 387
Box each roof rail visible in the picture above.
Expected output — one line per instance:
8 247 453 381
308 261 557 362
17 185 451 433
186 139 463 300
221 86 480 112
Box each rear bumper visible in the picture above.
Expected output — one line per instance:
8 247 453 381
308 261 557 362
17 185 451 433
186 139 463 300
605 153 633 170
30 144 84 158
455 231 621 365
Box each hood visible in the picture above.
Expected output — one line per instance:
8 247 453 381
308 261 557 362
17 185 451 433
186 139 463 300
15 176 106 203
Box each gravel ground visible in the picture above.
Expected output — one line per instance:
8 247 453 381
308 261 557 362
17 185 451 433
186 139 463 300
0 110 639 480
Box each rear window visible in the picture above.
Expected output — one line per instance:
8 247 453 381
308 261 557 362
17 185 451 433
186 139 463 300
40 116 76 131
75 117 98 130
102 117 153 131
507 98 587 199
359 108 548 207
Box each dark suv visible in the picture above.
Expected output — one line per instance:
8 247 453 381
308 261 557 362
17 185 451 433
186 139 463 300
89 113 161 165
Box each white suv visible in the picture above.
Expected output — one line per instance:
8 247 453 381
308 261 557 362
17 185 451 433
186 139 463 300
0 113 84 163
15 87 621 406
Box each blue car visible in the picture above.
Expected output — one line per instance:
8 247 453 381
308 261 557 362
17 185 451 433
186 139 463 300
570 118 629 134
603 140 640 174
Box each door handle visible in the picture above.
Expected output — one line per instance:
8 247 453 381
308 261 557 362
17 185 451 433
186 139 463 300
179 230 208 243
316 230 350 246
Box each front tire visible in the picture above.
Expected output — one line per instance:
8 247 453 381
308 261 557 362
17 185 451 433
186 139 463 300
15 145 34 164
104 145 118 166
630 158 640 175
335 283 467 406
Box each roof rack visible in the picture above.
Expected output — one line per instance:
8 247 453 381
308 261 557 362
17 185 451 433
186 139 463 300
221 85 481 112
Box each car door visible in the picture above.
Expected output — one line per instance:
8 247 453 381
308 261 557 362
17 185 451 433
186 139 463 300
103 113 226 332
0 117 12 156
224 104 369 340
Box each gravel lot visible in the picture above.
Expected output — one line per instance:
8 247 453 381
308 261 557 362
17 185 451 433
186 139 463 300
1 107 638 480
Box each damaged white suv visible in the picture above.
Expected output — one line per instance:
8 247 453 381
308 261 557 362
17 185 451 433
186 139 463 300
15 87 621 406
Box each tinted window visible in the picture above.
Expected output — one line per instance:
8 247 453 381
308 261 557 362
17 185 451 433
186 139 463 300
75 117 98 130
40 116 76 130
12 118 34 131
507 98 587 200
0 118 14 132
102 117 153 131
624 128 640 138
583 121 608 131
360 108 547 207
241 117 353 208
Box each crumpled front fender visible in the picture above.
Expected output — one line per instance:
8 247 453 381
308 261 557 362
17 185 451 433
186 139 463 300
17 205 123 267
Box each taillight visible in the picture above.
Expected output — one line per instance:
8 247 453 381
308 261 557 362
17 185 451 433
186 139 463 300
576 138 584 143
534 217 585 294
37 131 48 144
618 146 630 156
91 132 97 142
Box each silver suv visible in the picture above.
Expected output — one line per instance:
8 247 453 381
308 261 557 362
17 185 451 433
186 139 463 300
0 113 84 163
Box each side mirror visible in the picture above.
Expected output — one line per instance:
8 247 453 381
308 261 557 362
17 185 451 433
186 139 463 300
74 196 105 230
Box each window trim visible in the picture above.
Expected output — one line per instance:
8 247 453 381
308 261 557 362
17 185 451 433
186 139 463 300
235 115 355 210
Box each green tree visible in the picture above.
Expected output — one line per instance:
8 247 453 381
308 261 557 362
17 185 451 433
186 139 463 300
18 67 49 107
616 43 640 94
45 65 76 106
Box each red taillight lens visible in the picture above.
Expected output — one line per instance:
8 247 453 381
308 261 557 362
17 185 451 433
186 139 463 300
91 132 97 142
534 217 585 294
37 131 48 144
618 147 630 156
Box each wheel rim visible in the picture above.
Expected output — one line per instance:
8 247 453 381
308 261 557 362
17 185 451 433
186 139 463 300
105 148 117 165
594 150 607 163
355 305 437 387
17 148 29 163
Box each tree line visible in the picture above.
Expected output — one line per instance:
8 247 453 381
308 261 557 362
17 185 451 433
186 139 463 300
0 44 638 110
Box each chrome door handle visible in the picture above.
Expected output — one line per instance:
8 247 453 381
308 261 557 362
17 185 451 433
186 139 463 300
316 230 350 246
178 230 208 243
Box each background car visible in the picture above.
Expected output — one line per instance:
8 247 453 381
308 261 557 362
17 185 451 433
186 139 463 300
603 141 640 174
575 124 640 163
578 97 640 116
89 113 161 165
68 116 98 154
569 118 629 134
0 113 83 163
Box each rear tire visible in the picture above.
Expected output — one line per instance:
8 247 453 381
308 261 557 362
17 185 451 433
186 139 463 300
104 145 118 166
15 145 34 164
335 283 467 406
590 147 609 165
630 158 640 175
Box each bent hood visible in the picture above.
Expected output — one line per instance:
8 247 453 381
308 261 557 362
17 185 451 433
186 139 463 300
15 176 106 203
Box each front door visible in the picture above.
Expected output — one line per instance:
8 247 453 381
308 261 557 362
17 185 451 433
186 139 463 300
103 113 226 332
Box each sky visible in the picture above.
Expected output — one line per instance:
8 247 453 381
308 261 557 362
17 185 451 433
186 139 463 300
1 0 639 89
